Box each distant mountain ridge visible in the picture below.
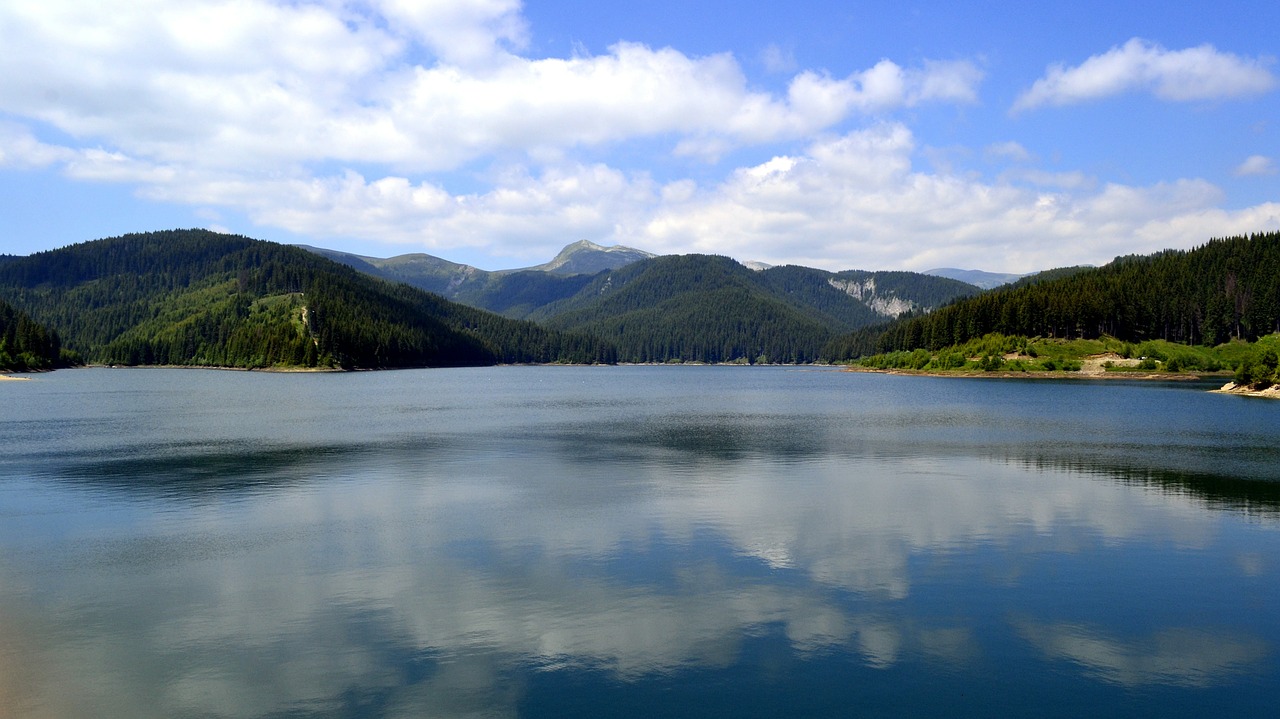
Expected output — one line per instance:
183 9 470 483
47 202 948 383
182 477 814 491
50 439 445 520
924 267 1025 289
301 240 654 317
306 241 977 315
502 240 656 276
297 239 982 363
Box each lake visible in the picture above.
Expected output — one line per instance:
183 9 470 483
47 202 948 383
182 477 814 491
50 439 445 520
2 366 1279 718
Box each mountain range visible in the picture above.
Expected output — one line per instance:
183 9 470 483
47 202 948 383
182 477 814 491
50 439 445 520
0 231 979 370
11 228 1272 373
0 231 615 370
302 241 979 322
923 267 1025 289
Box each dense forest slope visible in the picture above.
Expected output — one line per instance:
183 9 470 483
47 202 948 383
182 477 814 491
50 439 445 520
0 231 614 369
530 255 978 363
825 232 1280 359
0 297 64 371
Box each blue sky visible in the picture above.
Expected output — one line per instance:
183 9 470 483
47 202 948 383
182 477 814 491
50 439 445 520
1 1 1276 273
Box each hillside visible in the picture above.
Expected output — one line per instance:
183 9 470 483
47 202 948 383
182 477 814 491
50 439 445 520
0 231 615 369
0 297 65 371
532 255 978 363
825 231 1280 360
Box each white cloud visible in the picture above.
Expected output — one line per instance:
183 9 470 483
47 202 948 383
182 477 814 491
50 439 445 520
0 123 74 168
1014 38 1276 111
0 1 981 176
984 140 1033 163
53 122 1280 272
371 0 528 67
2 3 1274 273
1234 155 1276 177
630 124 1280 272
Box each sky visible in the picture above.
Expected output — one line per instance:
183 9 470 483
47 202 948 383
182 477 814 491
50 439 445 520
0 0 1277 273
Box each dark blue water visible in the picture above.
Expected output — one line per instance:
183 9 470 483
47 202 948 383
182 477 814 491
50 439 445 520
1 367 1278 717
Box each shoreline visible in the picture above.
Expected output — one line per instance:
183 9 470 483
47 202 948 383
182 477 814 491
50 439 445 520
85 363 346 373
1210 381 1280 399
841 366 1208 381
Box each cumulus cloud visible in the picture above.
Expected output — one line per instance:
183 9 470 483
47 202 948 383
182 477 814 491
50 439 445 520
1014 38 1276 111
631 124 1280 272
0 123 74 168
0 1 981 175
1 3 1275 272
1234 155 1277 177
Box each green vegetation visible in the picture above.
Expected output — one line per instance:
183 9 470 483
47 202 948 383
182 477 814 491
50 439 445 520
825 232 1280 362
0 230 615 370
0 297 71 371
1229 334 1280 389
533 255 978 364
848 330 1280 382
313 244 979 363
539 255 835 363
854 334 1087 373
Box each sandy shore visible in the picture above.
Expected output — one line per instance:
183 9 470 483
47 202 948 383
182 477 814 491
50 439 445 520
0 374 31 381
1211 381 1280 399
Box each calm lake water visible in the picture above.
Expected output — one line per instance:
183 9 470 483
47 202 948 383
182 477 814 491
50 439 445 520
2 366 1279 718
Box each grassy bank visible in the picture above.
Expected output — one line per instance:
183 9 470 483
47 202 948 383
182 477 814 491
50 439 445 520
844 333 1280 386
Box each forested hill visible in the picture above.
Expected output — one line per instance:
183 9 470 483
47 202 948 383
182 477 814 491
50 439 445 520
824 231 1280 359
0 230 615 369
0 297 64 371
532 254 978 363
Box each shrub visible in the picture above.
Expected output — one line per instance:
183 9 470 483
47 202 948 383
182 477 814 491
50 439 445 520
1236 358 1255 386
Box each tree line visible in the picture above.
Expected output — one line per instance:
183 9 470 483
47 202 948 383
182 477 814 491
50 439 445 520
0 230 614 369
0 297 66 371
824 232 1280 360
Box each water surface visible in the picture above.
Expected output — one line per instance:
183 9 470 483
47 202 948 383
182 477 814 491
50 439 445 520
2 367 1278 717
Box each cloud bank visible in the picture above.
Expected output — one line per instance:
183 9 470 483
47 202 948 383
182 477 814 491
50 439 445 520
0 3 1276 271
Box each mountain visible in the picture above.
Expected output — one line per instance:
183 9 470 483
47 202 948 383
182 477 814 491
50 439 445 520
529 255 979 363
297 245 484 297
826 231 1280 359
0 230 615 369
924 267 1025 289
301 240 654 319
501 240 655 276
